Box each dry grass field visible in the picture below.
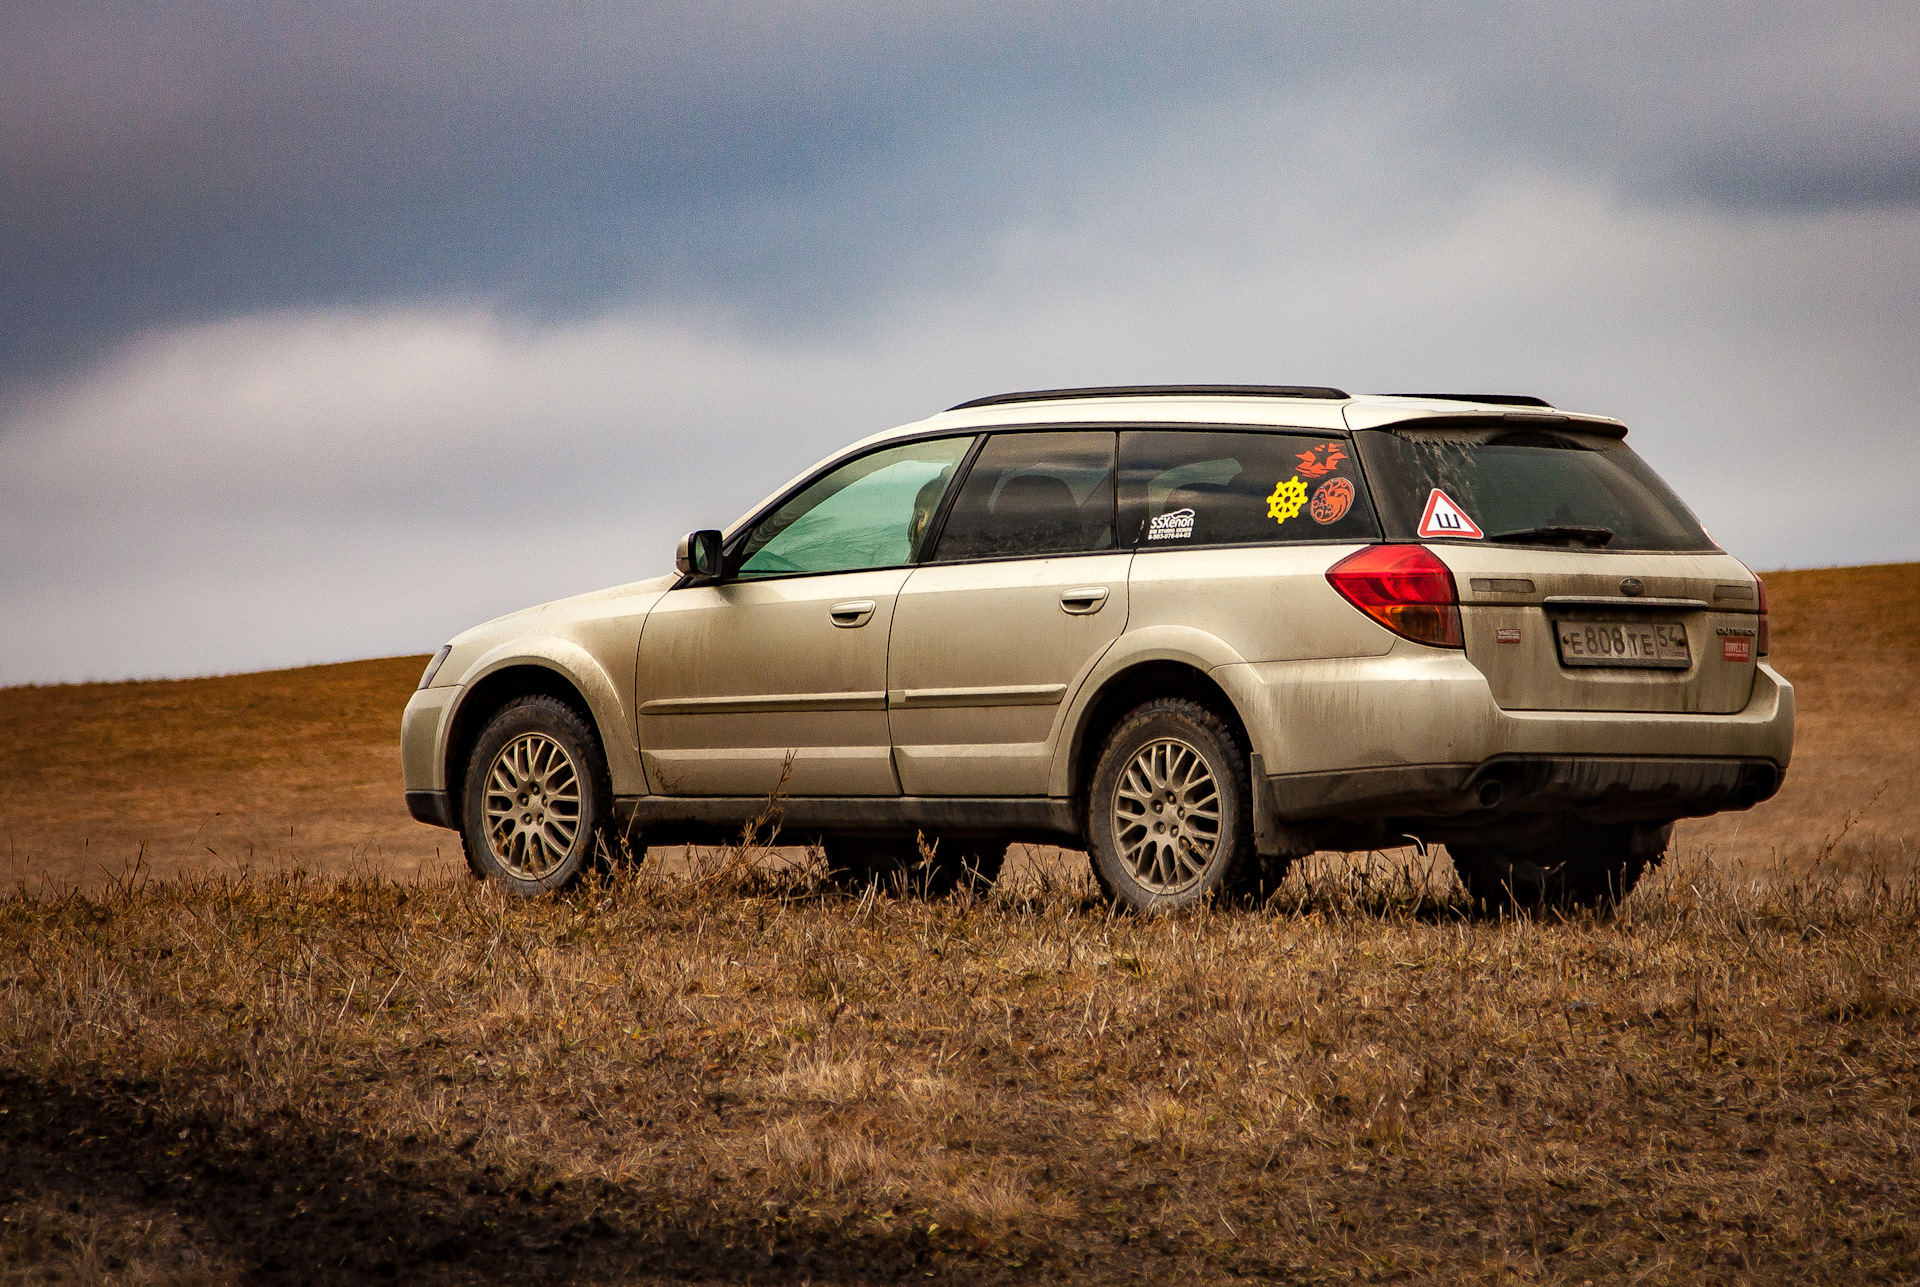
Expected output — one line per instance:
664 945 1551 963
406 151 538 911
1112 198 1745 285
2 562 1915 892
0 563 1916 1284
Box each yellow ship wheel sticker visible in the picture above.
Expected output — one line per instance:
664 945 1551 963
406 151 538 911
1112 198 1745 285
1267 474 1308 525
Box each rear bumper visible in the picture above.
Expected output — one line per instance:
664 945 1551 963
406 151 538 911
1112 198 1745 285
1218 650 1794 827
1266 754 1783 826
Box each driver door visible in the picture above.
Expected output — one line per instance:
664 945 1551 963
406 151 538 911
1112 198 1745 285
634 436 973 796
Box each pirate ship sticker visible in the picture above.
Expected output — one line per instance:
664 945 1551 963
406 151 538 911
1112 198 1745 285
1416 489 1483 539
1308 476 1354 524
1267 475 1309 525
1295 442 1347 478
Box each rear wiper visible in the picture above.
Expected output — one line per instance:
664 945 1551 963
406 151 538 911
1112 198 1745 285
1488 525 1614 548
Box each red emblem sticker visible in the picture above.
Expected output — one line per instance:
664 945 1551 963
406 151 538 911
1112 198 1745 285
1417 489 1483 539
1496 627 1522 644
1308 476 1355 524
1295 442 1348 478
1722 636 1753 663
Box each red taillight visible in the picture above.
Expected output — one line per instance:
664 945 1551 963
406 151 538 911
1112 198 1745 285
1326 545 1463 647
1754 572 1770 656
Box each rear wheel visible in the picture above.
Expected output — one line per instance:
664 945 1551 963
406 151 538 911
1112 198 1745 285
460 695 613 896
821 836 1007 897
1086 698 1258 911
1449 821 1669 912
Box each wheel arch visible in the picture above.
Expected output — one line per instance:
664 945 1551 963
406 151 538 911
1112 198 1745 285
1062 658 1257 805
442 647 635 820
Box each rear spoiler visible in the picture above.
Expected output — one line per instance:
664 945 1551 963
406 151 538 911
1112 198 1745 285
1342 409 1629 439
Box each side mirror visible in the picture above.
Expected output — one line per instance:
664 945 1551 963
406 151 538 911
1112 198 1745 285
675 529 724 579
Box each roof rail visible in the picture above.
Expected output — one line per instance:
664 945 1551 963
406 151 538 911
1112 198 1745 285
1390 393 1554 408
947 384 1351 412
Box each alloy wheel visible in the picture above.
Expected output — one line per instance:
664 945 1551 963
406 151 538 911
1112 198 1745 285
1111 736 1222 895
481 732 583 880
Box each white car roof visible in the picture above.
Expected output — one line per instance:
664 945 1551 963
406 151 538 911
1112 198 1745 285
727 387 1626 537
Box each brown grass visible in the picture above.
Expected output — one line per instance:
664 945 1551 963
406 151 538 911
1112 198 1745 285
0 655 455 890
1681 561 1920 874
1 563 1916 1283
3 849 1916 1284
2 564 1914 893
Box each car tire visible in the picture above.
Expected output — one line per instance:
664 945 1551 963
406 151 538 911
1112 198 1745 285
821 836 1008 897
1086 698 1258 911
1449 821 1668 913
460 695 613 896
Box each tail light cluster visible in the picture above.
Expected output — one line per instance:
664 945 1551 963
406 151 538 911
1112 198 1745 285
1326 545 1463 647
1755 572 1770 656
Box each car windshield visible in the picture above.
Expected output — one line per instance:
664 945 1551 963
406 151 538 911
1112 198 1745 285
1355 426 1717 552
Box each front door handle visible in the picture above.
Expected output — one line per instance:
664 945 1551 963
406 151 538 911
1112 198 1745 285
1060 586 1110 615
830 600 877 628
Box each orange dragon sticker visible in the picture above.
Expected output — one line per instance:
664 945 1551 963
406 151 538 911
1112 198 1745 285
1295 442 1347 478
1308 476 1354 524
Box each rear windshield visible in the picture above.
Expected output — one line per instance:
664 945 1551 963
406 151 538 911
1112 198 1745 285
1354 427 1717 552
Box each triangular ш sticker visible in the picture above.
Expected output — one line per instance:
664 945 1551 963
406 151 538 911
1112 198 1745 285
1417 489 1484 539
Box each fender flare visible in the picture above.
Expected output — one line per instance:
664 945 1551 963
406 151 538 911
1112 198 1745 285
443 637 647 798
1047 625 1260 798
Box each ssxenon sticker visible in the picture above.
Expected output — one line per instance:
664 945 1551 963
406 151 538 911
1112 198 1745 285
1147 507 1196 541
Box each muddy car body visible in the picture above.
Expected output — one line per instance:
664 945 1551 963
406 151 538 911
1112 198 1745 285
401 386 1793 908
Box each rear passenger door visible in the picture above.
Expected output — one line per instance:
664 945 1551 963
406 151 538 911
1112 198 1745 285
888 431 1128 796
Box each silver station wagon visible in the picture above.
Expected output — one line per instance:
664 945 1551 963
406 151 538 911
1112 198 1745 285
401 386 1793 910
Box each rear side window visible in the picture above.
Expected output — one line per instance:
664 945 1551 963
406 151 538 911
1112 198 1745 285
932 431 1118 561
1355 427 1717 551
1118 430 1381 549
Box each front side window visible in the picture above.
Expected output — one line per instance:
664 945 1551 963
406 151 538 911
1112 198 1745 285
735 437 973 578
932 431 1117 562
1355 427 1717 551
1118 429 1382 548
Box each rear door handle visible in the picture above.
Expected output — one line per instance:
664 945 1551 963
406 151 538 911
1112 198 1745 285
1060 586 1110 615
830 600 877 628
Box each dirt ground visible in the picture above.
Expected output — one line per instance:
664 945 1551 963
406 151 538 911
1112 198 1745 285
2 561 1915 892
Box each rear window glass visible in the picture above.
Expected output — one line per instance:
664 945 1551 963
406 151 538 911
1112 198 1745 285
1118 430 1381 549
1355 427 1717 552
932 431 1117 561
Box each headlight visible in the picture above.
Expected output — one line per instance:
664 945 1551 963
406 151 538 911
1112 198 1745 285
418 644 453 690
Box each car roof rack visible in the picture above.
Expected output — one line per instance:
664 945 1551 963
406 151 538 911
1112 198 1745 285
947 384 1351 411
1390 393 1554 408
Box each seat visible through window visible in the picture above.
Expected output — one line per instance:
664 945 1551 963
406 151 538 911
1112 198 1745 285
932 431 1116 562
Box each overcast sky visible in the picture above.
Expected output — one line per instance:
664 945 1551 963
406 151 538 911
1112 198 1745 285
3 2 1917 685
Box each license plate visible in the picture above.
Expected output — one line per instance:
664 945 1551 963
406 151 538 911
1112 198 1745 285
1555 618 1690 669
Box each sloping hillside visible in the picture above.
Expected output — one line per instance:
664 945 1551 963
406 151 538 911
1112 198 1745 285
3 564 1915 890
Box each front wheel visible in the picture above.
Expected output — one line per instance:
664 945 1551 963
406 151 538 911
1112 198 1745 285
1086 698 1258 911
460 695 613 896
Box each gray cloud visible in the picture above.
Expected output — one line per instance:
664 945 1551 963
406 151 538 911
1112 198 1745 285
3 2 1917 683
4 2 1915 382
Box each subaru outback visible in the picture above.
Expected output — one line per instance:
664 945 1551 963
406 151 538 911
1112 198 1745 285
400 386 1792 910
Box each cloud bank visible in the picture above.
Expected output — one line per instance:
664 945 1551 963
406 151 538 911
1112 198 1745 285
2 3 1915 682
